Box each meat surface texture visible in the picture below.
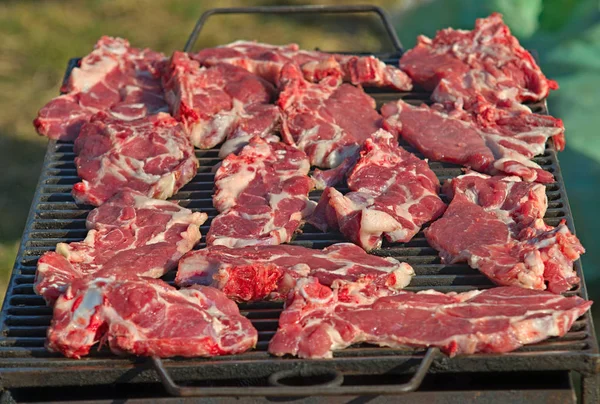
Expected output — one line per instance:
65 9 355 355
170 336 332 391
34 36 168 141
34 191 207 304
207 136 314 247
382 100 564 183
193 40 412 91
176 243 415 302
47 277 257 358
268 278 592 359
72 111 197 206
399 13 557 109
278 63 383 169
425 173 584 293
311 130 446 251
162 52 280 154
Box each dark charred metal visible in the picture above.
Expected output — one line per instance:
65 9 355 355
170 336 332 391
0 5 599 403
148 347 437 397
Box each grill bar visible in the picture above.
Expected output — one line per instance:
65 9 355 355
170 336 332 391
149 348 439 397
183 4 403 53
0 5 599 402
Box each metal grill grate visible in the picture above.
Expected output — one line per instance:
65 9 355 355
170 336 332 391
0 5 598 402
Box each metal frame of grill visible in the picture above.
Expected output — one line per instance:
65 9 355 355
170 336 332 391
0 5 598 403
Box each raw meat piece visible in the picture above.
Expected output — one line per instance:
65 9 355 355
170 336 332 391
399 13 557 109
311 130 446 251
278 63 383 169
47 276 257 358
176 243 414 302
425 173 584 293
382 99 564 183
207 136 314 248
193 40 412 90
72 111 197 206
162 51 280 152
311 155 358 191
269 277 592 359
34 191 207 304
34 36 168 141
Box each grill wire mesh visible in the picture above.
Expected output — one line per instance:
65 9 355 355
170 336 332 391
0 56 597 394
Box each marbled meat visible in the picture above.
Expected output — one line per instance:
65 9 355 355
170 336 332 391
382 99 564 183
47 276 257 358
34 191 207 304
176 243 414 302
72 111 197 206
425 173 584 293
399 13 557 109
311 130 446 251
193 40 412 90
162 51 280 155
34 36 168 141
268 277 592 359
278 63 382 169
206 136 314 247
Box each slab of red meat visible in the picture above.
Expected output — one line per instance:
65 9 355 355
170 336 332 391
72 111 197 206
382 99 564 183
47 276 257 358
193 40 412 91
399 13 557 109
176 243 414 302
311 130 446 251
162 51 280 154
34 36 168 141
34 191 207 304
278 63 383 169
425 173 584 293
207 136 314 248
269 277 592 359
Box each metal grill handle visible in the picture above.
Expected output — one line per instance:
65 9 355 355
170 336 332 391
183 5 403 53
151 348 438 397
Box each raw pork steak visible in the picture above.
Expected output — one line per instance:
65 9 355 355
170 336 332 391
35 191 207 304
269 278 592 359
278 63 382 169
193 40 412 90
176 243 414 302
47 276 257 358
34 36 168 141
399 13 557 109
207 136 314 248
311 130 446 251
72 111 197 206
162 51 280 154
425 173 584 293
382 99 564 183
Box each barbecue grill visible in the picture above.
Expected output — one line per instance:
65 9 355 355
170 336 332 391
1 5 598 403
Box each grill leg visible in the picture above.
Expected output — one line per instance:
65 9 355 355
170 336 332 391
582 373 600 404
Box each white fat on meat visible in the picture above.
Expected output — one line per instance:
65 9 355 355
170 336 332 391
72 112 197 206
207 137 314 248
34 191 207 305
313 130 446 251
162 52 279 150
